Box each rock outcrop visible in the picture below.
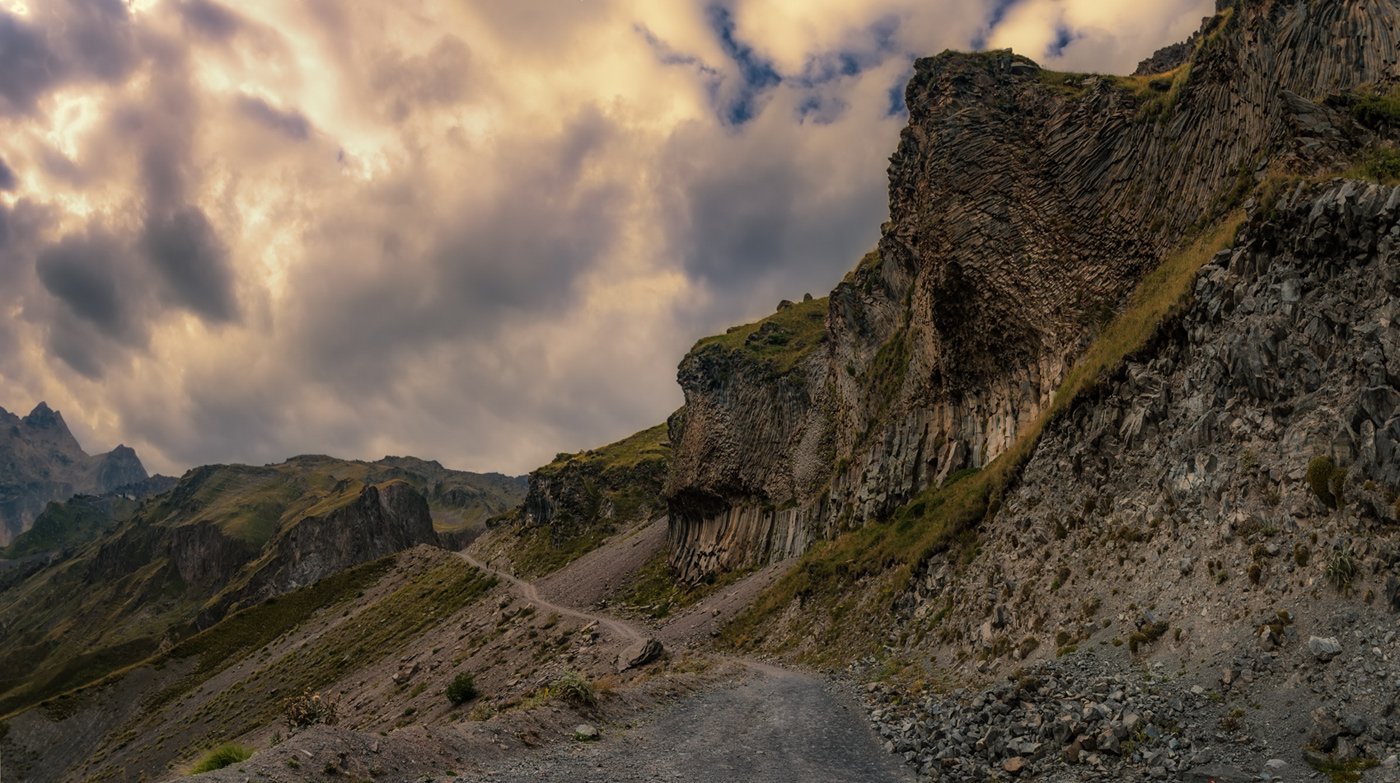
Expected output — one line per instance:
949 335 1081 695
498 423 670 574
666 0 1400 582
0 402 153 544
230 481 437 608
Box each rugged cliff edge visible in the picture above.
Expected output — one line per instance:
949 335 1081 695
667 0 1400 583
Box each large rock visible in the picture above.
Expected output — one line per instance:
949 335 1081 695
616 638 664 673
1309 636 1343 662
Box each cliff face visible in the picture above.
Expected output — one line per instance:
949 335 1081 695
874 181 1400 668
667 0 1400 582
233 481 436 605
0 403 152 544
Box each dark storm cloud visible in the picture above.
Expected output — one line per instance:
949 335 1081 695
178 0 243 40
657 129 887 325
0 14 55 116
143 207 241 324
0 157 15 191
236 95 312 140
34 231 137 339
0 0 140 116
372 36 474 120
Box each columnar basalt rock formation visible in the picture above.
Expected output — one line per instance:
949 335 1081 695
665 0 1400 583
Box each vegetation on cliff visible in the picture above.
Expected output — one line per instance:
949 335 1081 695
692 296 829 375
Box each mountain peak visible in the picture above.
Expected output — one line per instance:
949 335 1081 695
22 401 66 431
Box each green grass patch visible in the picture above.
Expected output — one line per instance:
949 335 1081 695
692 296 829 375
190 742 251 774
724 211 1244 660
1344 146 1400 185
539 423 670 476
1306 754 1380 783
1350 86 1400 129
509 524 613 579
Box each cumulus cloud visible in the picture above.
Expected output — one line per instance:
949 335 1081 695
0 0 1209 474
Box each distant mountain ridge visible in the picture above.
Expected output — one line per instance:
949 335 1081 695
0 402 154 545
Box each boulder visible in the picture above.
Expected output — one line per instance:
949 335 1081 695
616 637 664 673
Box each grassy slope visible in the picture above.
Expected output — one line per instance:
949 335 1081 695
1 495 136 559
22 550 497 782
723 213 1245 662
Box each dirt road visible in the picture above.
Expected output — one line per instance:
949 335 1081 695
457 551 914 783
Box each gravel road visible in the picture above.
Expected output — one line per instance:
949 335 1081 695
479 661 915 783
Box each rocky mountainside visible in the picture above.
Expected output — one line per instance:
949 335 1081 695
488 423 671 577
0 402 153 545
666 0 1400 586
0 454 523 722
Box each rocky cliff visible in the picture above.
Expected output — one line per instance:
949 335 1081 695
900 180 1399 668
667 0 1400 583
499 423 670 576
0 402 152 544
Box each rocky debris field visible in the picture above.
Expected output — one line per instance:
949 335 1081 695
864 614 1400 783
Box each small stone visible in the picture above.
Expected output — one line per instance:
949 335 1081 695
572 723 600 741
1308 636 1342 662
1064 741 1082 764
1003 756 1027 775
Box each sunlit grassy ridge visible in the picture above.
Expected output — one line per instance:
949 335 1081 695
693 296 829 375
538 422 671 475
723 212 1245 660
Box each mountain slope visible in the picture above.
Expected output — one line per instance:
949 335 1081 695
0 454 524 721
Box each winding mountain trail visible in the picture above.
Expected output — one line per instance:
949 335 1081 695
457 549 914 783
460 551 644 644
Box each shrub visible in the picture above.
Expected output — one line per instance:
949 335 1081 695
1307 457 1346 509
551 671 597 710
191 743 252 774
1128 621 1169 654
1326 545 1359 592
284 690 339 731
446 672 478 705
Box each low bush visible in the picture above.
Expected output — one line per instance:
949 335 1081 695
551 671 597 710
1307 457 1346 509
190 743 252 774
446 672 478 705
284 690 339 731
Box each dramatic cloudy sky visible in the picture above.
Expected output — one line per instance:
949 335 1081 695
0 0 1210 476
